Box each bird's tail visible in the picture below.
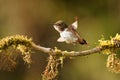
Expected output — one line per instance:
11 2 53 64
78 38 87 45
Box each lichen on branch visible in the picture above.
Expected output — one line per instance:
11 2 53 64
1 33 120 79
98 33 120 73
0 35 32 71
42 55 63 80
99 33 120 55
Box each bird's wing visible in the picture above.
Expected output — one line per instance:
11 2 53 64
74 31 87 44
57 37 65 42
68 17 78 30
71 20 78 30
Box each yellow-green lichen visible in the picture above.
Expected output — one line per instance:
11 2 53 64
98 33 120 55
106 53 120 73
0 35 32 51
54 47 62 53
113 33 120 40
99 34 120 73
0 35 32 71
42 55 59 80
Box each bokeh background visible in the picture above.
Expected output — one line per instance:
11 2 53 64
0 0 120 80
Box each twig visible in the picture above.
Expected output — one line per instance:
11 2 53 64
31 33 120 57
32 42 102 57
62 47 102 57
31 42 52 53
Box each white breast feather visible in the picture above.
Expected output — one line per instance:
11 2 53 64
60 30 77 43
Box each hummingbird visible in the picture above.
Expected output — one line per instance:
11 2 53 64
53 18 87 45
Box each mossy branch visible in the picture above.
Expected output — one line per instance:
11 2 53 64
0 34 120 79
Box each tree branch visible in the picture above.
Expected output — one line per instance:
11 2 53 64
31 42 51 53
0 34 120 80
31 42 102 57
31 33 120 80
64 47 102 57
31 33 120 58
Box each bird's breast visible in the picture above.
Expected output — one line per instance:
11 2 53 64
60 31 77 43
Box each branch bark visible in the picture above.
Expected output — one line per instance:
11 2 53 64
31 34 120 58
63 47 102 57
31 42 51 53
31 42 102 57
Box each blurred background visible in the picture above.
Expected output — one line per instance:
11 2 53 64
0 0 120 80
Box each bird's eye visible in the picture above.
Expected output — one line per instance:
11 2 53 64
58 24 61 26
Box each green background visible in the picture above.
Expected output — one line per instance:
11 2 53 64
0 0 120 80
